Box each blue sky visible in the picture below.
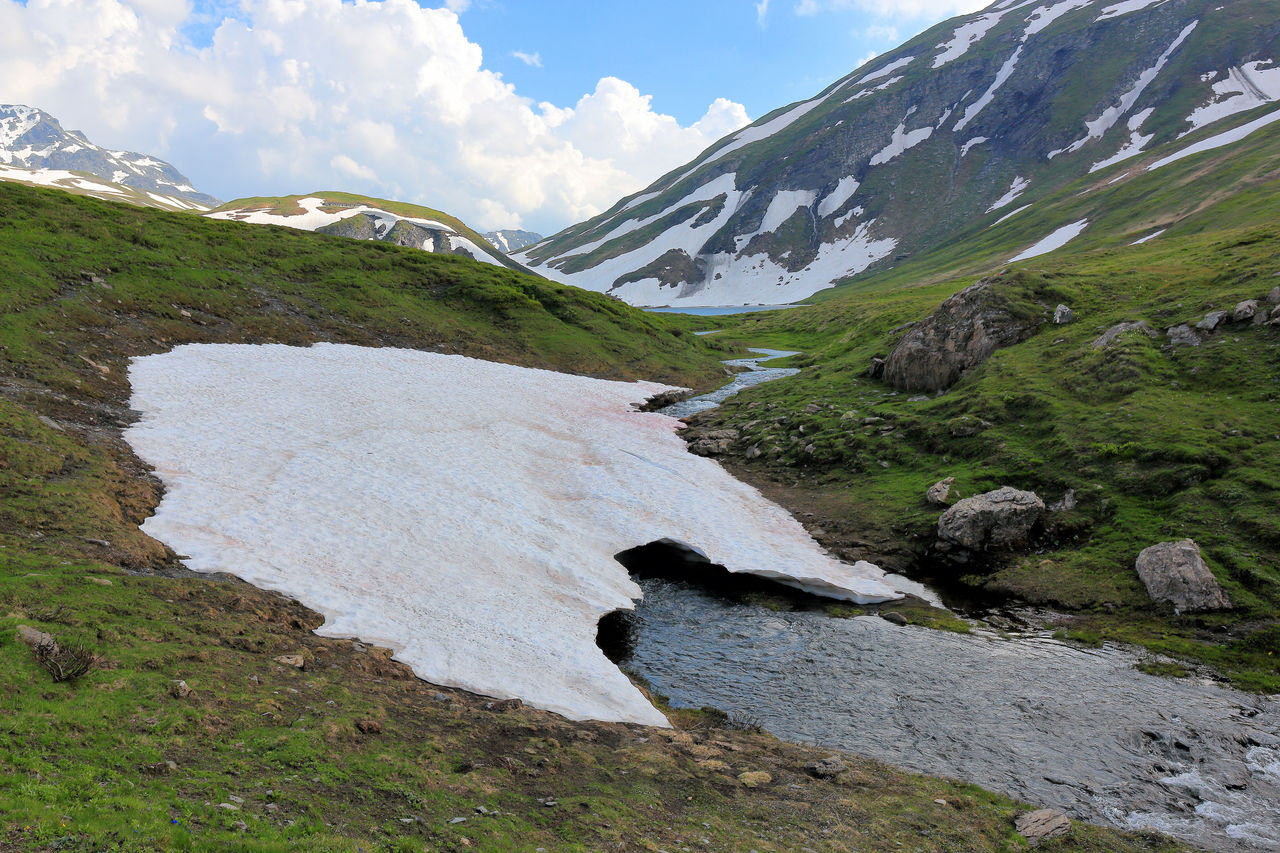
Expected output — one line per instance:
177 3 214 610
3 0 986 233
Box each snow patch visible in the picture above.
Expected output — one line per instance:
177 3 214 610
818 176 860 218
1095 0 1167 19
856 55 916 84
759 190 817 235
1149 106 1280 171
933 12 1006 68
1130 228 1165 244
1182 61 1280 135
960 136 989 156
1010 219 1089 261
125 344 903 725
869 121 934 166
993 203 1032 225
988 176 1030 211
955 46 1023 132
1023 0 1097 38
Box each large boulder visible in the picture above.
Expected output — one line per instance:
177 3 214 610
1134 539 1231 611
936 487 1045 553
883 279 1045 393
1092 320 1158 350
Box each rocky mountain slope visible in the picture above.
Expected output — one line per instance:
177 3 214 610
483 228 543 253
208 193 528 271
0 104 220 210
517 0 1280 306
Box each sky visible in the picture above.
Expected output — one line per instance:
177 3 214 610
0 0 988 235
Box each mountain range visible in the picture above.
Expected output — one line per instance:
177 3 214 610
516 0 1280 306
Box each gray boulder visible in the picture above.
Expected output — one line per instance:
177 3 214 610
1135 539 1231 611
1053 304 1074 324
926 477 955 506
1165 324 1201 347
1015 809 1071 846
688 429 739 456
1196 310 1227 331
1092 320 1158 350
1232 300 1258 323
937 487 1045 552
803 755 847 779
1268 286 1280 305
883 279 1045 392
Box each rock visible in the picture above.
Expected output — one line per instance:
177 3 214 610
355 718 382 734
926 476 955 506
86 576 113 586
1272 304 1280 321
1014 808 1071 846
217 802 240 812
883 279 1046 392
1092 320 1158 350
937 487 1045 552
948 416 990 437
1232 300 1258 322
482 698 523 712
170 680 194 699
805 403 823 413
804 756 847 779
447 816 468 825
736 771 772 788
1196 310 1227 331
1268 286 1280 305
1053 304 1074 324
273 654 305 669
907 394 929 402
1165 324 1201 347
688 429 739 457
744 444 762 460
636 389 692 411
1048 489 1077 512
867 357 885 379
880 611 908 627
37 415 64 432
1135 539 1231 611
16 625 57 652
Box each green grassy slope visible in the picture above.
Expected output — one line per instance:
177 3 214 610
0 181 1193 851
685 120 1280 692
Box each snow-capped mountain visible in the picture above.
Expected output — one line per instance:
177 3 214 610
483 229 543 253
0 104 220 209
207 193 531 271
517 0 1280 306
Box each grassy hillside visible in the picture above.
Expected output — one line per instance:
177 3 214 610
683 125 1280 692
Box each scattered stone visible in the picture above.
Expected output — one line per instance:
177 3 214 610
884 279 1046 392
926 476 955 506
744 445 762 460
867 356 885 379
1165 324 1201 347
688 429 740 457
227 795 245 804
937 487 1045 553
1232 300 1258 323
907 394 929 402
16 625 57 652
1092 320 1158 350
483 698 523 712
1268 286 1280 305
1196 310 1227 331
217 802 240 812
86 576 113 586
1048 489 1077 513
1135 539 1231 611
803 756 847 779
431 691 451 703
537 797 558 808
933 798 948 806
948 416 990 437
447 816 468 825
475 805 499 816
1272 304 1280 323
37 415 65 432
737 771 772 788
273 654 305 669
170 680 194 699
880 611 908 627
805 403 823 413
355 718 382 735
1014 808 1071 846
1053 304 1074 324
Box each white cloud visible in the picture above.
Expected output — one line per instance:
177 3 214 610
796 0 986 17
512 49 541 67
0 0 750 233
756 0 771 25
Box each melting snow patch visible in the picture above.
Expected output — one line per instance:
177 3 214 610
960 136 989 156
1089 107 1156 172
856 55 915 84
1096 0 1168 19
955 46 1023 131
126 345 903 725
818 177 860 218
869 121 934 166
988 176 1030 211
1010 219 1089 260
993 203 1032 225
1149 106 1280 171
1131 228 1166 245
759 189 818 234
1182 61 1280 135
933 12 1007 68
1023 0 1097 38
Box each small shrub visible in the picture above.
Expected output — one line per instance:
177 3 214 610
31 637 97 683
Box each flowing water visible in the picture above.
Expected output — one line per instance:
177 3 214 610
658 348 800 419
635 353 1280 852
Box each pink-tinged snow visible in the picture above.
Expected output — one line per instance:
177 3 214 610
1023 0 1097 38
1095 0 1168 19
955 46 1023 132
1089 107 1155 172
611 219 896 307
869 119 934 166
207 198 503 266
993 203 1032 225
855 55 916 84
1181 61 1280 135
759 190 818 235
818 176 860 218
1149 106 1280 171
125 343 903 725
987 176 1030 211
1131 228 1165 244
1048 22 1196 159
960 136 989 156
1010 219 1089 261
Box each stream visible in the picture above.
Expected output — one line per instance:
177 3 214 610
636 351 1280 852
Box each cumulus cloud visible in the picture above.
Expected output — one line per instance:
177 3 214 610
0 0 750 233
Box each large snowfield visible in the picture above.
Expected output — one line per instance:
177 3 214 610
125 344 903 726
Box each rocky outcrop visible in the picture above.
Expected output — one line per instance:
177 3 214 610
1134 539 1231 611
1232 300 1258 323
1092 320 1158 350
316 213 380 241
1014 809 1071 847
1165 323 1201 347
936 487 1044 557
1196 310 1227 331
883 280 1045 392
688 429 740 456
1053 304 1074 324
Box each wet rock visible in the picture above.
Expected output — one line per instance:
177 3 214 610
937 487 1045 552
804 756 847 779
16 625 57 652
1053 304 1074 324
273 654 305 669
1048 489 1077 512
736 771 772 788
926 477 955 506
1232 300 1258 323
1014 808 1070 846
1166 324 1201 347
883 279 1046 392
880 611 908 627
1135 539 1231 611
1196 310 1227 331
1092 320 1158 350
637 389 692 412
